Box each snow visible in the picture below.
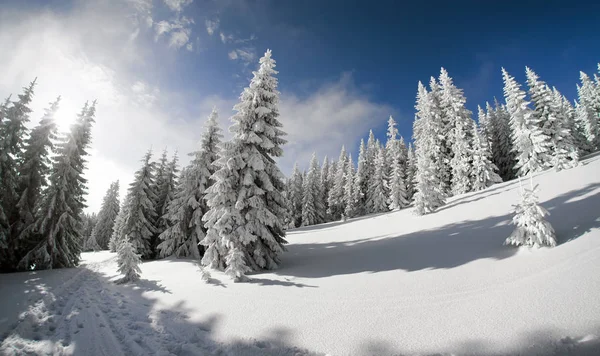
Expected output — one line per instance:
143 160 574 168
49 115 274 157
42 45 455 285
2 154 600 355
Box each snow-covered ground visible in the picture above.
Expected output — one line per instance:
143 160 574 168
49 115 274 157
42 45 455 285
2 154 600 356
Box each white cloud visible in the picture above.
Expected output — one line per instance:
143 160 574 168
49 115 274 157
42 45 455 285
205 18 219 35
0 2 206 213
219 32 256 44
220 31 233 43
228 50 238 60
277 73 393 173
228 47 256 64
163 0 193 13
154 16 194 50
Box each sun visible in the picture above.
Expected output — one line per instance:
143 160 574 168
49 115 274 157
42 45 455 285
53 102 76 133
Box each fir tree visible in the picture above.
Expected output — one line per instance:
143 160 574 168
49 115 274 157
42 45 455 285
354 139 368 215
413 82 447 215
109 194 130 252
89 181 120 250
488 100 516 181
504 179 556 248
123 150 158 259
406 143 417 202
301 153 324 226
152 151 179 257
201 50 288 280
502 68 550 177
12 97 59 259
82 213 99 251
328 146 347 220
0 80 36 270
430 75 451 195
549 88 579 171
470 125 502 191
18 101 95 270
288 163 304 227
161 108 223 259
117 237 142 283
320 156 331 221
367 147 389 213
576 72 600 152
343 153 356 219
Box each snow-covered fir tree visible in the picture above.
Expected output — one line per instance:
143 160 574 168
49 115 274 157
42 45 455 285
117 236 142 283
504 179 556 248
150 150 179 257
0 80 36 271
159 107 222 259
109 194 130 252
82 213 99 251
12 97 59 262
576 72 600 152
470 124 502 191
406 143 417 202
328 145 348 220
354 139 368 216
89 181 120 250
429 76 452 195
386 117 408 210
18 101 95 270
123 150 158 259
320 156 331 221
201 49 288 280
288 163 304 227
477 105 491 148
439 68 475 196
487 100 516 181
367 146 389 213
549 88 579 171
413 82 447 215
502 68 550 177
343 153 356 219
301 153 324 226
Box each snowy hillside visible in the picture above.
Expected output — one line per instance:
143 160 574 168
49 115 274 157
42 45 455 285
2 153 600 356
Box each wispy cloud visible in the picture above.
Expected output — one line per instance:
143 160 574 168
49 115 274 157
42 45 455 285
154 16 194 50
228 47 256 65
205 18 219 35
163 0 193 13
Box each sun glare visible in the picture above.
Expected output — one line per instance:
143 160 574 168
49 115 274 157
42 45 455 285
53 103 76 133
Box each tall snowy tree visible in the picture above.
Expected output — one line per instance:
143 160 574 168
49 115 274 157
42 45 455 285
160 108 223 259
152 151 179 256
549 88 579 170
12 97 59 260
406 143 417 202
429 76 452 195
504 179 556 248
18 101 95 270
439 68 475 196
487 100 516 181
328 145 348 220
0 80 36 270
343 153 356 219
576 72 600 152
123 150 158 259
288 163 304 227
470 125 502 191
89 181 120 250
502 68 550 177
301 153 324 226
413 82 447 215
201 50 288 280
354 139 368 215
367 146 389 213
320 156 331 221
386 117 408 210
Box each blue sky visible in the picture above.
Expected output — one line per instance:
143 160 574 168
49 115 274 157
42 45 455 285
0 0 598 212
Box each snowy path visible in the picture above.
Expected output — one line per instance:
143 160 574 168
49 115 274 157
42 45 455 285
0 255 321 356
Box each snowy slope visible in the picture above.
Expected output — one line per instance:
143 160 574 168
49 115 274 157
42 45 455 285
2 154 600 356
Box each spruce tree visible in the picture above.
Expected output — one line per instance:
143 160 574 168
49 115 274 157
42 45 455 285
576 72 600 152
367 147 389 213
288 163 304 227
123 150 158 259
549 88 579 171
18 101 95 270
429 76 451 195
152 152 179 256
301 153 324 226
354 139 368 216
109 194 130 252
160 108 223 259
470 125 502 191
89 181 120 250
320 156 331 221
502 68 549 177
328 146 347 220
117 237 142 283
413 82 447 215
406 143 417 202
504 179 556 248
0 81 36 270
13 97 60 260
488 100 516 181
201 50 288 280
343 153 356 219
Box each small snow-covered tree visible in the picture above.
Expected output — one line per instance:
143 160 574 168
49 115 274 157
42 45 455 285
12 97 59 260
117 236 142 283
413 81 447 215
328 146 348 220
343 154 356 219
504 178 556 248
301 153 324 226
502 68 550 177
123 150 158 259
0 81 36 270
470 125 502 191
159 108 222 259
82 213 99 251
109 194 130 252
89 181 120 250
18 101 95 270
201 49 288 280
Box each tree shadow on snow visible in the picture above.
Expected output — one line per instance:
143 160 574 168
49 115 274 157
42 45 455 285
275 182 600 279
